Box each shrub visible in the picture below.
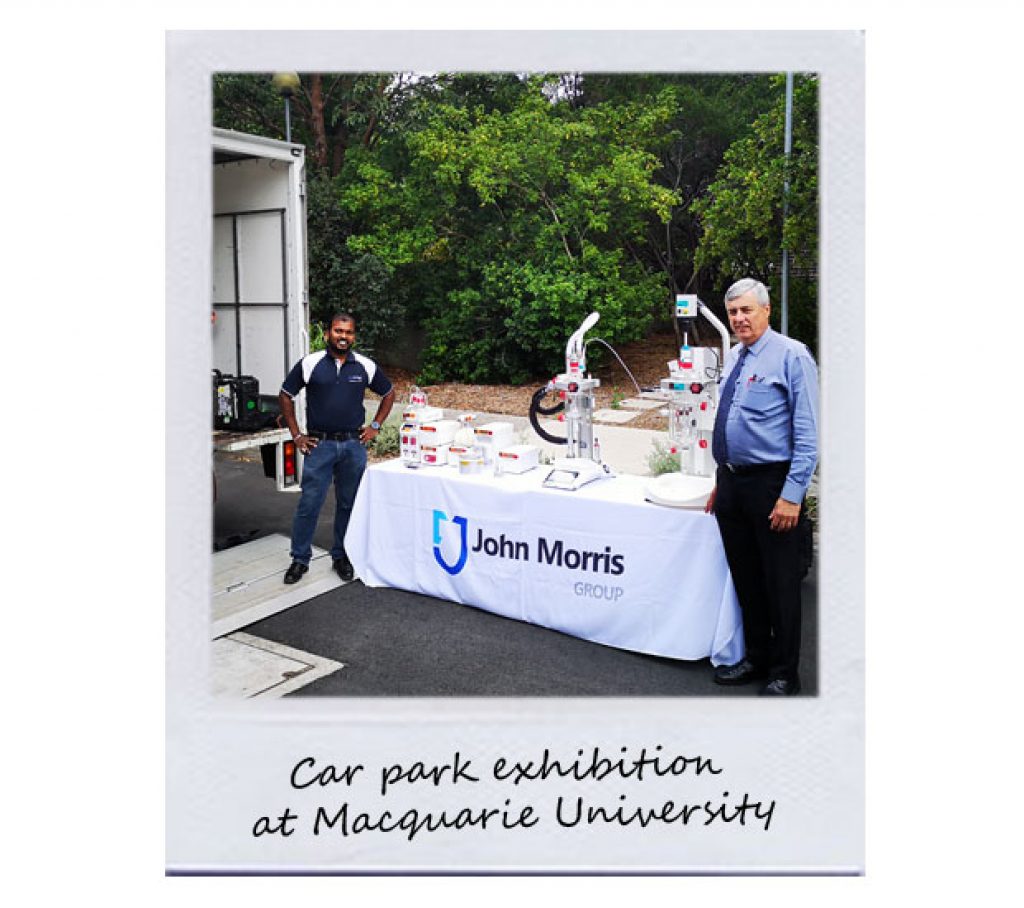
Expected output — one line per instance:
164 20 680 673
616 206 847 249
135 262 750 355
368 413 402 460
646 438 680 476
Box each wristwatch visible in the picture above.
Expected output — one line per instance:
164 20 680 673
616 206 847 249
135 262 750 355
370 420 381 431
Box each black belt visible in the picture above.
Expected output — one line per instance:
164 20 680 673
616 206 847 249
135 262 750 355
308 429 361 441
721 460 790 475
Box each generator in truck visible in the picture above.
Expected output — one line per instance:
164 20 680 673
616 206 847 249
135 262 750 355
211 128 308 491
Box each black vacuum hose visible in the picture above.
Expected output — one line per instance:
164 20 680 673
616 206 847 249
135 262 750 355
529 385 568 445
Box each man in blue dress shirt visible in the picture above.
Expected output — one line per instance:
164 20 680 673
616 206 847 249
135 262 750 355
278 313 395 585
705 278 819 696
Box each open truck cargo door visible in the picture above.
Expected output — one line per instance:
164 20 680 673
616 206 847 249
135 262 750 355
211 128 310 493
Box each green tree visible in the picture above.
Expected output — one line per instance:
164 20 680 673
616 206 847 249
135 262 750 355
214 72 420 177
213 72 817 373
690 75 819 349
213 74 282 137
574 74 778 298
304 176 401 357
344 78 681 383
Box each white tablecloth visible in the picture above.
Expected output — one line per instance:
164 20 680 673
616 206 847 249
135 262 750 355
345 460 744 665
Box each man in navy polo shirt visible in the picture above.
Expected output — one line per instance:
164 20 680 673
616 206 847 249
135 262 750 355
278 312 395 584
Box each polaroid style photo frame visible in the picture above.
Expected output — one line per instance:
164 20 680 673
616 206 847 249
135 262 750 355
167 30 864 874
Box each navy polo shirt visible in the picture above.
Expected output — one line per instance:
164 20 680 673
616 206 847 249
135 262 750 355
281 350 393 433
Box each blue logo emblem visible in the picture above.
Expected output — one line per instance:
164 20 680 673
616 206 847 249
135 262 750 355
432 509 469 575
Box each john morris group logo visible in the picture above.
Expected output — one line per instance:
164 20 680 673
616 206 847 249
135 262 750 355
432 509 469 575
431 508 625 582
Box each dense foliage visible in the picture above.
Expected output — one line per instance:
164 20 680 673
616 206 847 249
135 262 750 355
213 72 819 381
691 75 819 350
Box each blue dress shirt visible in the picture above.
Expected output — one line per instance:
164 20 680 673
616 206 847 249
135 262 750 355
718 327 819 504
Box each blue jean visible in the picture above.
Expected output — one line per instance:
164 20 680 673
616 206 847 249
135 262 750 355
289 439 368 565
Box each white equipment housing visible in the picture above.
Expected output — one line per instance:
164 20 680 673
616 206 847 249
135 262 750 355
553 373 601 461
665 295 729 479
538 312 613 491
556 310 601 462
646 294 728 508
543 456 610 491
661 345 720 478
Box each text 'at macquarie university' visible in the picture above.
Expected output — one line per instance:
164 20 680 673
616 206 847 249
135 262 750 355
250 745 778 843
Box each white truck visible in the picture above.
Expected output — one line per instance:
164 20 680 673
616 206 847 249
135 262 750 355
211 127 308 490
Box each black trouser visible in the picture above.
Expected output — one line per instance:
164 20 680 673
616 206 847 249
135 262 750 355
714 463 805 683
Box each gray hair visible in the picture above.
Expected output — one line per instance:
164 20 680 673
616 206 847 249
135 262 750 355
724 278 770 308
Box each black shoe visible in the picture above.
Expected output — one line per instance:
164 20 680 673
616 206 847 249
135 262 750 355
333 555 354 582
713 659 768 686
283 561 308 584
760 678 801 696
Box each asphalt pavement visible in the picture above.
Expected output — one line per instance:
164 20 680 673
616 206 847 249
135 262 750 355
213 447 818 697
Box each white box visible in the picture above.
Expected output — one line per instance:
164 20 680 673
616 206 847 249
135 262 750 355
400 423 422 465
402 419 459 465
401 405 444 425
497 444 540 474
417 418 459 446
420 443 451 466
457 449 485 475
448 444 474 467
474 422 516 463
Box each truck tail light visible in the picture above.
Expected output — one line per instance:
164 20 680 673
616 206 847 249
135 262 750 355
283 440 298 486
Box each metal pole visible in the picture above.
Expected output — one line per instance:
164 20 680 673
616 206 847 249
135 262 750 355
272 73 300 142
781 72 793 336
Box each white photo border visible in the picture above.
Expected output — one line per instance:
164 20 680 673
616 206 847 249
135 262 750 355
167 29 864 874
